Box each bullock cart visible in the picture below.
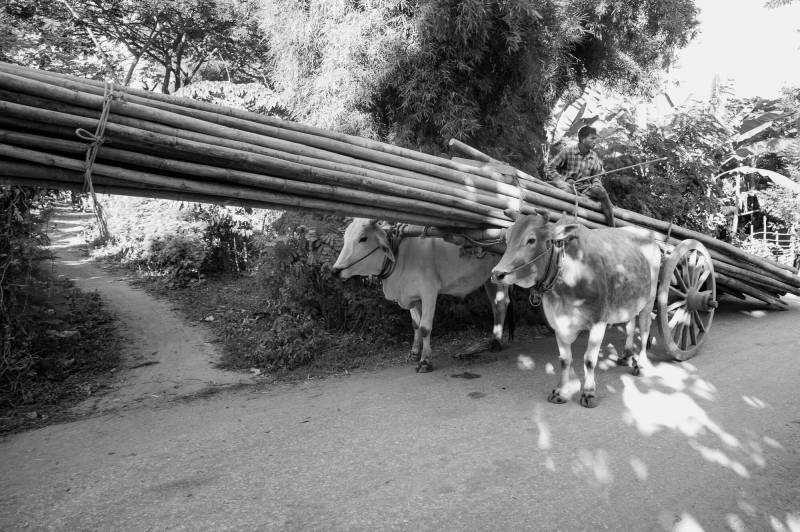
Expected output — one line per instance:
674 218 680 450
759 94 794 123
393 217 721 361
1 63 798 363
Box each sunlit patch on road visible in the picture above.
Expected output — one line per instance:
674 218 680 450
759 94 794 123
516 355 535 371
629 456 648 481
742 395 769 409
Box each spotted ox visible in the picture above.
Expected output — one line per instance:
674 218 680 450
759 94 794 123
332 218 513 373
491 210 661 407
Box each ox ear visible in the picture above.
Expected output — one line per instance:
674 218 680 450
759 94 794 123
503 209 520 221
552 223 580 244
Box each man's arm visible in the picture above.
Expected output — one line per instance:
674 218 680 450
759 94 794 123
545 149 567 182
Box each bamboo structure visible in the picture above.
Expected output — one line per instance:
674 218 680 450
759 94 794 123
1 62 798 309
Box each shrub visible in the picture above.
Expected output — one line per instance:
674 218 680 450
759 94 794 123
1 189 120 414
1 186 51 401
246 212 517 371
92 197 281 285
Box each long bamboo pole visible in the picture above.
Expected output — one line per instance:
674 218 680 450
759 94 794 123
0 62 522 182
3 121 508 225
0 65 512 183
0 174 465 226
4 120 796 295
0 143 496 228
0 102 511 227
0 128 508 228
4 112 797 293
0 160 472 228
0 77 536 211
715 272 789 309
516 176 800 283
0 89 523 217
1 64 796 295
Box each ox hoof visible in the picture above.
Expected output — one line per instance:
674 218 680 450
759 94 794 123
580 393 598 408
416 360 433 373
406 351 420 363
631 365 642 377
489 339 504 352
616 349 634 366
547 389 568 404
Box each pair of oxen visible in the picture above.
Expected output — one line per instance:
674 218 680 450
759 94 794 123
332 210 661 408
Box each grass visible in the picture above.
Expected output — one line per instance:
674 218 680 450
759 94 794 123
127 270 498 381
0 268 122 435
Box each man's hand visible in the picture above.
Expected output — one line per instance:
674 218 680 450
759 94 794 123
550 177 575 192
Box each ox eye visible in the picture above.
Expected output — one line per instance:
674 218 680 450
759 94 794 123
358 236 368 243
526 237 536 245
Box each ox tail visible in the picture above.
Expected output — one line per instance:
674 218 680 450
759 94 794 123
506 286 516 343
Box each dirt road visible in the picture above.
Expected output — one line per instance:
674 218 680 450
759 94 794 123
1 207 799 531
42 206 255 415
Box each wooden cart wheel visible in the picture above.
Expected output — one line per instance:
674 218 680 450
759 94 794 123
656 239 717 361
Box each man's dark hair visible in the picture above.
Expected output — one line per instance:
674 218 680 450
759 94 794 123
578 125 598 141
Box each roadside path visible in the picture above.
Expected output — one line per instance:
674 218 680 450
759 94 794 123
43 205 254 415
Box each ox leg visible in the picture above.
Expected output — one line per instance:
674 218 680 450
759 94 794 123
616 320 637 367
408 302 423 363
580 322 607 408
631 307 654 377
548 330 578 405
483 281 510 351
415 296 437 373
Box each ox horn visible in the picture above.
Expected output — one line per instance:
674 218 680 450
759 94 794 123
534 208 550 225
503 209 520 221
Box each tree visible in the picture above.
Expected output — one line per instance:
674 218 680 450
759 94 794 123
61 0 271 92
366 0 699 172
0 0 107 78
2 1 272 91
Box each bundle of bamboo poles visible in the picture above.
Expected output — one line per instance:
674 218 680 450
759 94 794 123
1 62 798 308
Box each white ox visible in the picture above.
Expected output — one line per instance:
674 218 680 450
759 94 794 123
332 218 513 373
492 210 661 408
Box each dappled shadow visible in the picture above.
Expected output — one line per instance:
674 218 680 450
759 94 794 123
514 298 799 532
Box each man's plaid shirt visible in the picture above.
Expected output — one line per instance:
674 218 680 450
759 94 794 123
545 144 604 193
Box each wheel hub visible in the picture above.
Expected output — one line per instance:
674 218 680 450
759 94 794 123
685 288 718 312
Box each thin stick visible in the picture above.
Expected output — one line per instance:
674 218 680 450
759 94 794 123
573 157 668 183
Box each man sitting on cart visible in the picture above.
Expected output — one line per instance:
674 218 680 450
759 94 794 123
545 125 616 227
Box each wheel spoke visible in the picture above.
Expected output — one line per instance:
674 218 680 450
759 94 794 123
686 251 698 287
667 300 686 313
669 307 689 329
676 322 688 350
674 265 689 292
672 321 684 344
695 267 711 289
689 317 699 346
669 285 687 298
692 310 706 333
682 324 691 350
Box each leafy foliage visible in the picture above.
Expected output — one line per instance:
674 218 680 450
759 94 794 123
0 189 121 420
1 186 49 401
258 0 398 136
174 80 294 119
91 196 280 286
0 0 109 77
4 0 272 91
365 0 698 169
